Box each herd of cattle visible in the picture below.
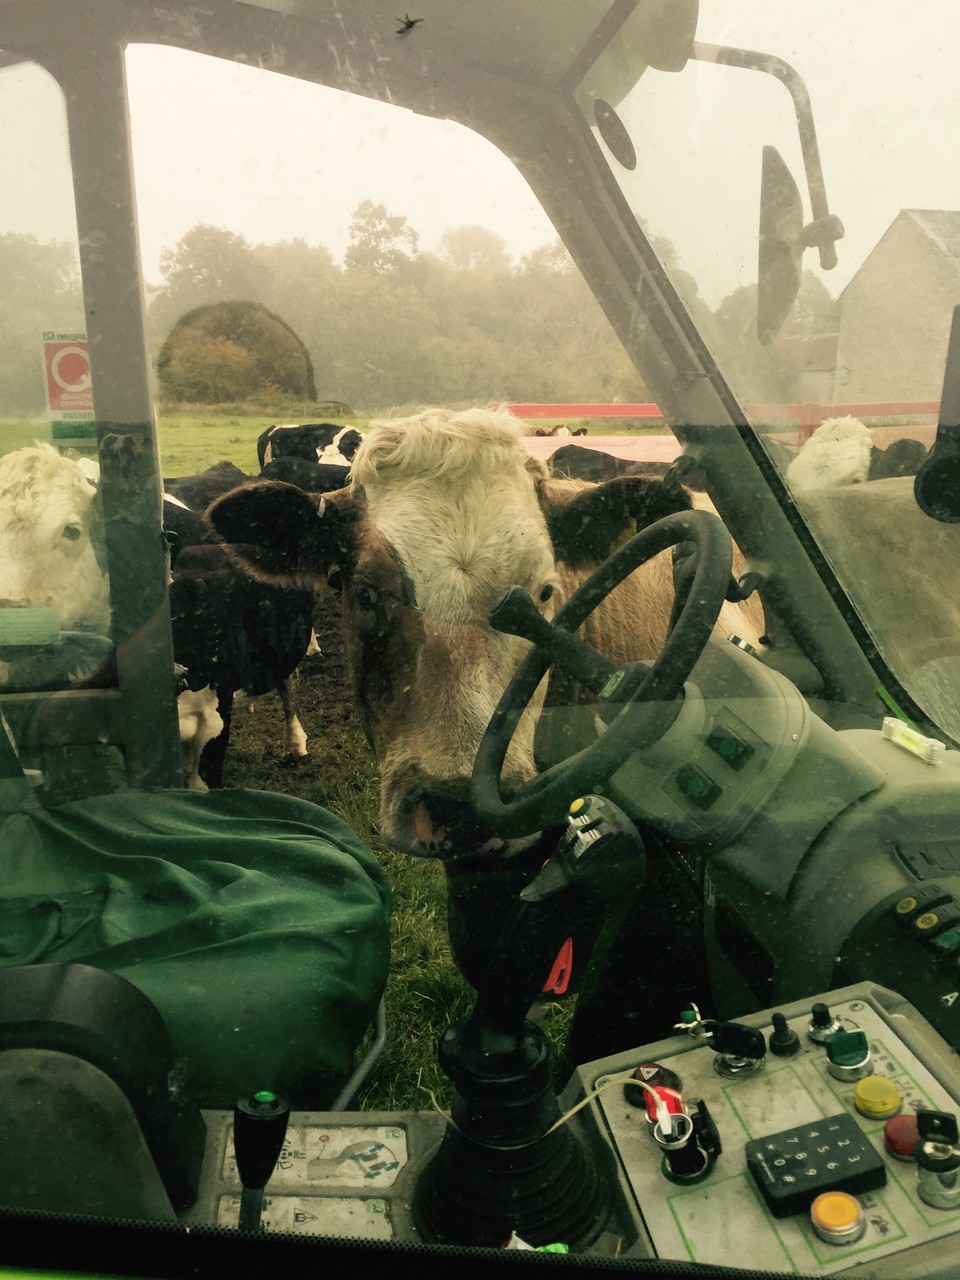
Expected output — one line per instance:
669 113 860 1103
0 422 362 789
0 414 707 807
0 409 926 866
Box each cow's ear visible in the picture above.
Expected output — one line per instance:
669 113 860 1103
538 474 693 568
207 481 359 584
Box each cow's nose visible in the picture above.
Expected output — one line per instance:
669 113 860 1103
410 792 506 859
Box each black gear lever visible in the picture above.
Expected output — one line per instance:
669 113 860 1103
413 794 647 1247
233 1090 291 1232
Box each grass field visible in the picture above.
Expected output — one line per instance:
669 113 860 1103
4 402 670 477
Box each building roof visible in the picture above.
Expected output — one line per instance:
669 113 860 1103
904 209 960 275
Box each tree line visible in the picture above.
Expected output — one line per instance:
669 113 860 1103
1 202 838 414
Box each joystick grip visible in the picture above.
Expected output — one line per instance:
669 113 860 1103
466 795 646 1035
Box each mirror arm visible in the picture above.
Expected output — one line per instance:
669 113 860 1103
690 41 843 269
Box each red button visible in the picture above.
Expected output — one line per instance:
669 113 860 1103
884 1112 920 1161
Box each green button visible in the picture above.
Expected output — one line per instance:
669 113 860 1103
827 1030 870 1067
932 929 960 953
675 764 721 811
706 728 755 771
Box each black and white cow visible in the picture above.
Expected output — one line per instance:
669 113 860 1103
256 422 363 469
532 424 588 438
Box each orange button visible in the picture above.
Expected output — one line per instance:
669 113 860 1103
810 1191 865 1245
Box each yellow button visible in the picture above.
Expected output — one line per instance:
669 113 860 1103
853 1074 902 1119
915 912 939 930
569 797 586 814
811 1191 865 1244
896 896 917 914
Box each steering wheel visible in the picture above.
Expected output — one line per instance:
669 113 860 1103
470 509 733 837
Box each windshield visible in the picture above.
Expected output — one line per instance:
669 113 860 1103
578 0 960 743
5 3 960 1274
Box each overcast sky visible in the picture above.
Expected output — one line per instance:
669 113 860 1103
0 45 558 285
2 2 959 304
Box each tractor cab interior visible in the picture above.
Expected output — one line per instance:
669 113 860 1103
3 2 960 1277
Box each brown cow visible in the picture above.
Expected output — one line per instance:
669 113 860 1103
208 407 763 865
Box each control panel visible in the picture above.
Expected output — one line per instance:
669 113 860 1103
563 983 960 1275
178 982 960 1277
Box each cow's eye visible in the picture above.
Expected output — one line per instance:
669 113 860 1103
356 585 379 609
63 523 83 542
538 584 554 603
326 568 343 591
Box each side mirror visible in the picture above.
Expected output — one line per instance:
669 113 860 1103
757 145 845 344
757 146 805 345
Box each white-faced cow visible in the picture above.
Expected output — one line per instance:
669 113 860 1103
785 416 930 493
0 443 110 642
209 407 764 854
256 422 363 469
0 444 219 783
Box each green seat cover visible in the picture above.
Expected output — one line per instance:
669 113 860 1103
0 785 391 1107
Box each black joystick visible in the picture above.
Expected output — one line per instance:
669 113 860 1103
413 794 647 1249
233 1090 291 1232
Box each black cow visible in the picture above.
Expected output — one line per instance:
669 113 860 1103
169 542 314 788
868 437 930 481
259 456 351 492
165 457 351 510
256 422 364 469
162 464 317 787
164 460 250 510
548 443 672 482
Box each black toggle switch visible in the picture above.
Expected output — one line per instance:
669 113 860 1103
768 1012 801 1057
